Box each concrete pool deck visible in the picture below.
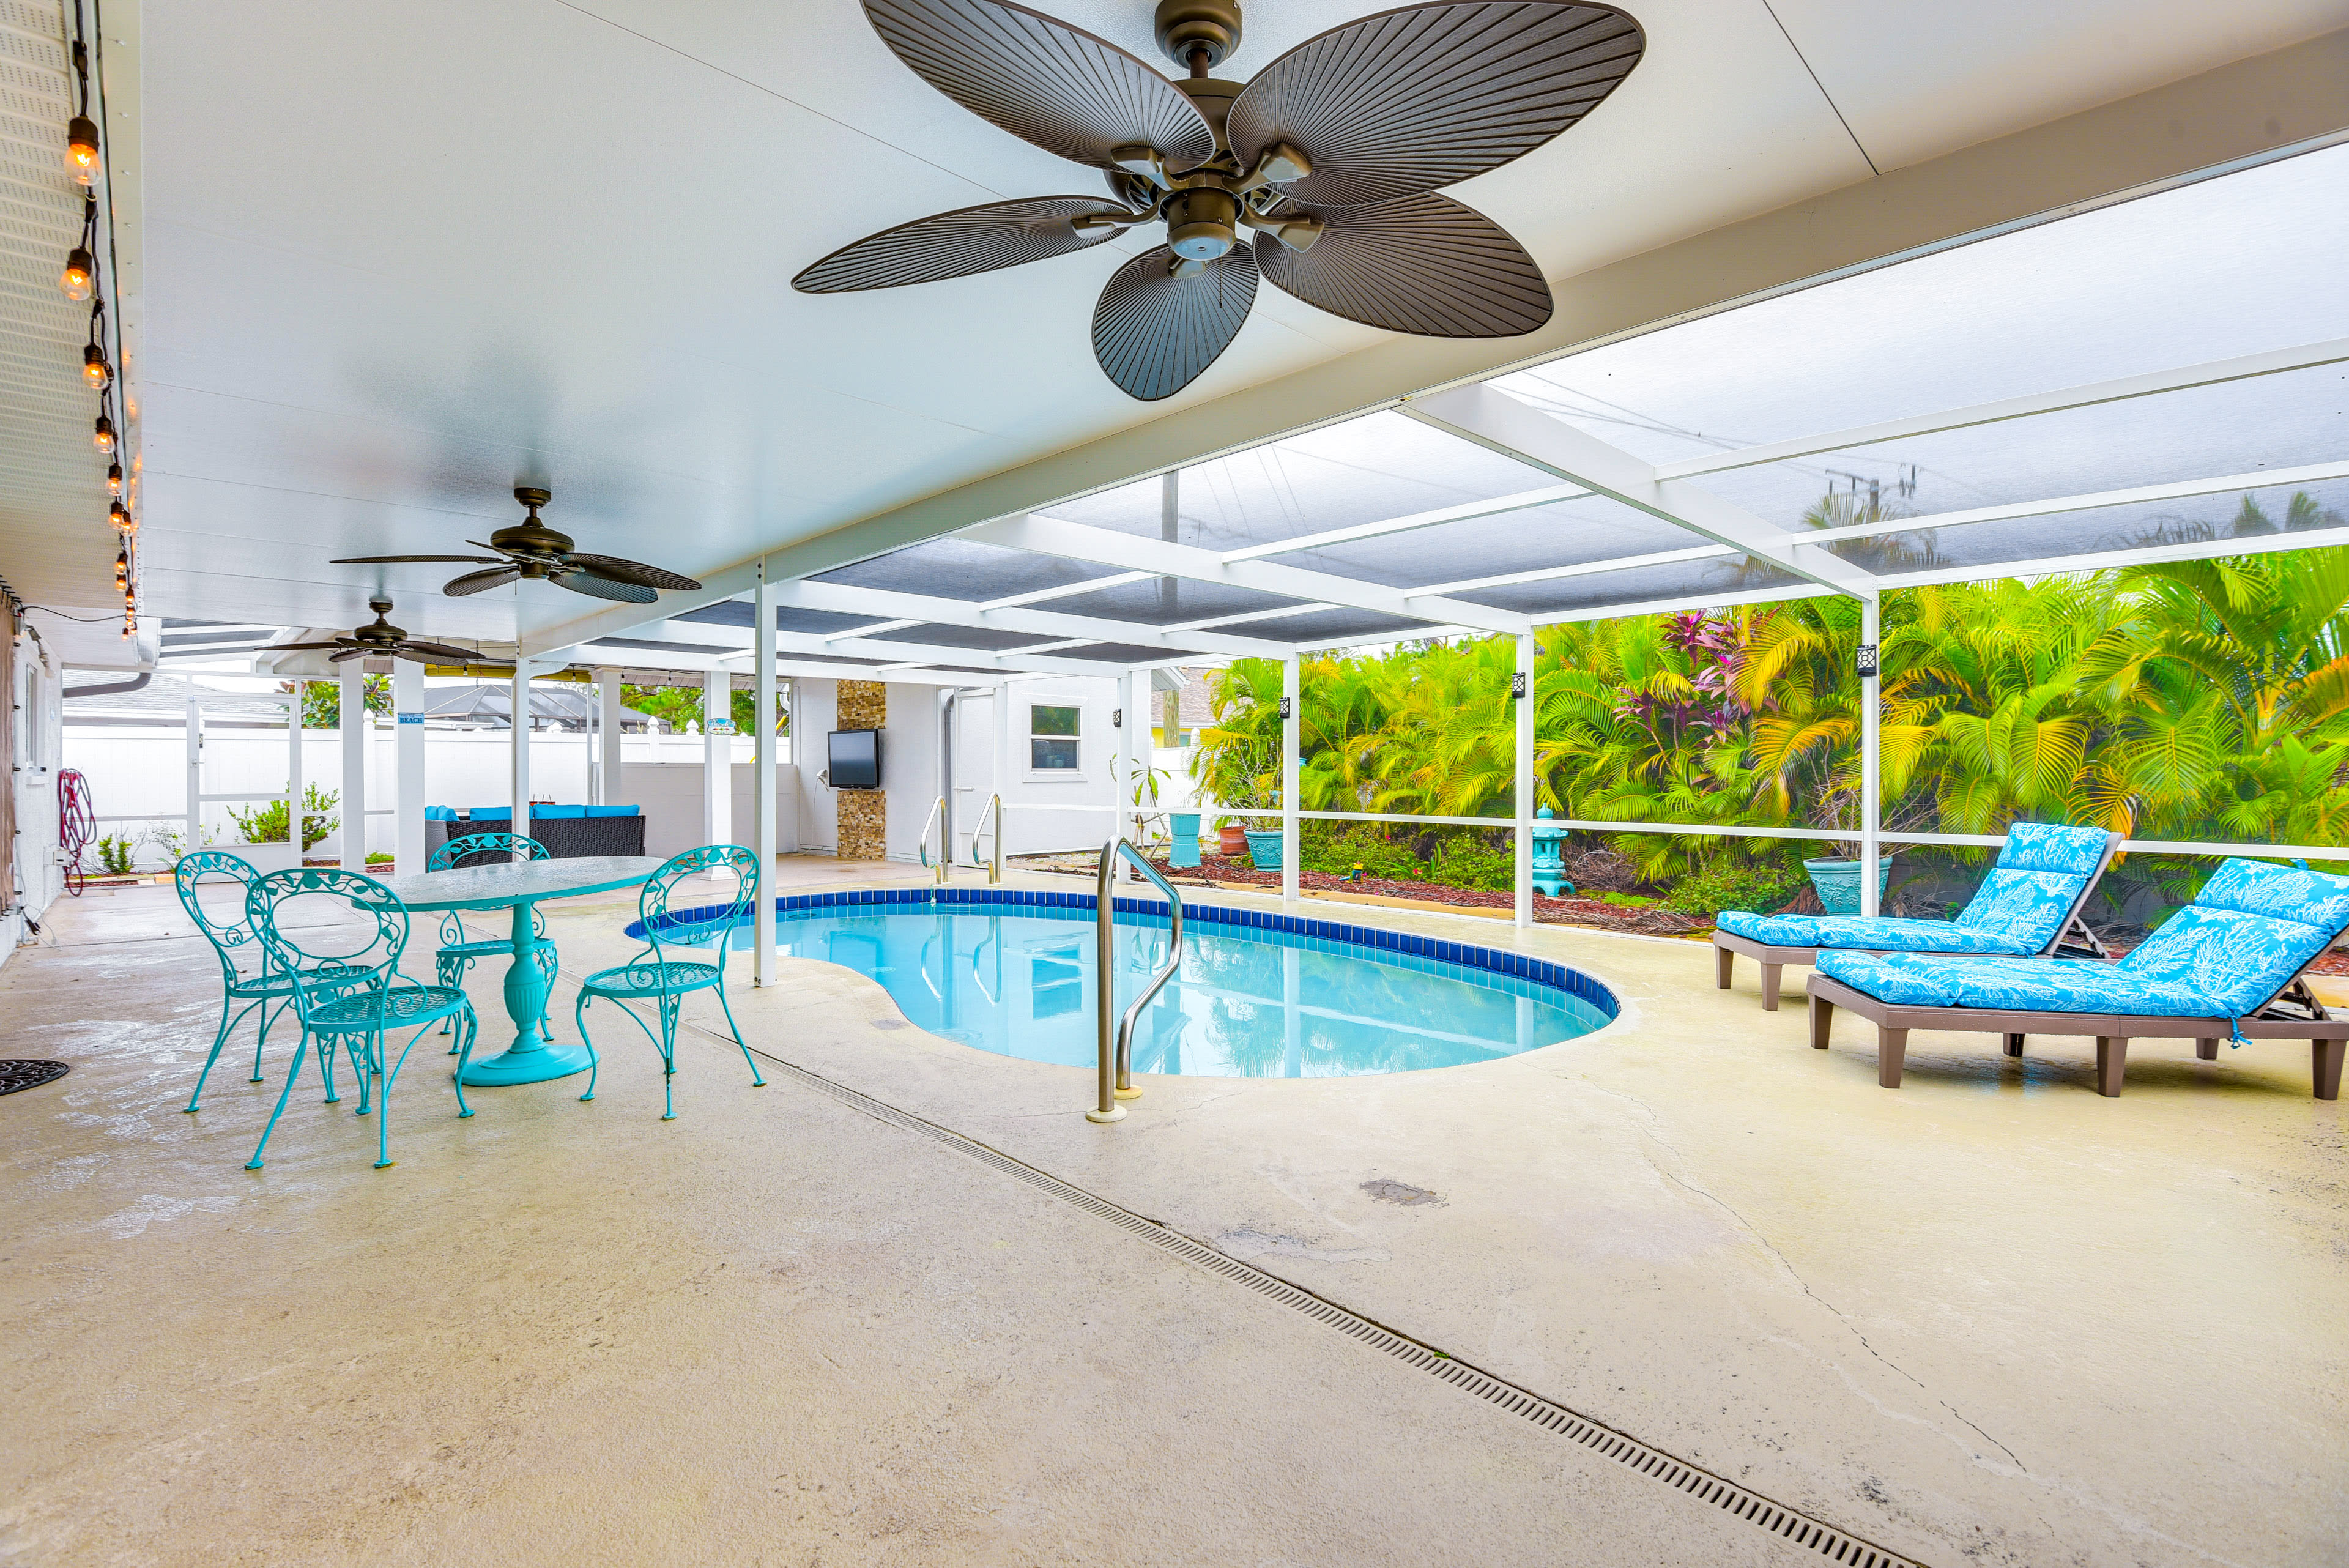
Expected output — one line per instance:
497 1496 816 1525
2 872 2342 1565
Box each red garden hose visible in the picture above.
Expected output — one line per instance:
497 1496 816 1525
58 768 95 896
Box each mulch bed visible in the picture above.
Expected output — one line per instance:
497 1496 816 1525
1011 850 1710 938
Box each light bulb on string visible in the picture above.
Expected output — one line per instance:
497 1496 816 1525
93 413 115 453
82 342 110 390
60 247 92 302
105 463 122 497
65 117 99 186
113 550 127 593
108 500 131 531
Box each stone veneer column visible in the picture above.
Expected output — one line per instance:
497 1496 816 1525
836 679 887 860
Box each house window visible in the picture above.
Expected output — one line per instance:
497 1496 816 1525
1030 704 1081 771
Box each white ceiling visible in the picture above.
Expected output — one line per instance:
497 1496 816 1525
14 0 2344 654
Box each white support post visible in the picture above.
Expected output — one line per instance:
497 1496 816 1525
703 667 730 848
511 664 533 852
1514 632 1535 928
395 661 425 875
1280 656 1300 904
286 679 303 865
754 568 779 984
1859 596 1882 919
184 697 201 860
1115 668 1137 880
596 667 623 807
340 664 368 872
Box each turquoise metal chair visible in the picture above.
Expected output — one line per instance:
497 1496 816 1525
244 867 481 1170
427 831 555 1041
176 850 358 1113
575 844 766 1119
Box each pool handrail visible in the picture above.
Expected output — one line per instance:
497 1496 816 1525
963 792 1004 883
1089 836 1182 1124
917 795 949 885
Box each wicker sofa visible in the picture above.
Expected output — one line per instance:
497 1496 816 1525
425 808 645 866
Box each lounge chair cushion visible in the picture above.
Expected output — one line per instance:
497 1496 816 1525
1817 860 2349 1018
1716 912 2027 954
1720 820 2113 955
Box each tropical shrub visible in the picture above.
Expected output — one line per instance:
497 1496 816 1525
229 784 340 851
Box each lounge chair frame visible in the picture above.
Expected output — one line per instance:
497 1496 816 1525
1805 972 2347 1098
1712 830 2124 1010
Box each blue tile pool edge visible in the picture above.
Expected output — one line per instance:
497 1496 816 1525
629 886 1620 1022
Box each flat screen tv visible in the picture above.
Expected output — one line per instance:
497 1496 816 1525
828 727 881 791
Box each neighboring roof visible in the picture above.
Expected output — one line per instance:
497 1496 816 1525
422 685 653 731
65 672 286 718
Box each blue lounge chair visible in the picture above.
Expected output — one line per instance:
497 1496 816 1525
1805 858 2349 1096
1712 822 2123 1009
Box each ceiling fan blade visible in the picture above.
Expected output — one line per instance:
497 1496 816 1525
445 567 523 598
327 646 371 663
565 554 703 590
398 640 488 663
387 647 443 665
329 554 504 565
552 572 659 605
794 197 1134 293
1255 193 1551 337
265 641 355 652
1226 2 1644 206
861 0 1215 172
1092 245 1257 403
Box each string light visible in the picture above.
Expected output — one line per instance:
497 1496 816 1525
105 462 122 497
68 25 133 633
81 341 109 389
108 500 132 532
65 115 98 186
92 413 114 453
113 549 127 593
60 246 92 302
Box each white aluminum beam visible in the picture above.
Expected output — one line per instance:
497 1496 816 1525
1652 336 2349 480
966 512 1532 635
1402 383 1882 601
1413 543 1738 599
1222 483 1588 563
763 577 1296 659
980 571 1154 610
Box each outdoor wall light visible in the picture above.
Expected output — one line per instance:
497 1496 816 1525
60 246 92 302
92 413 114 453
65 116 99 185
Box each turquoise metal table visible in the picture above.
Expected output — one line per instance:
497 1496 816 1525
371 855 664 1087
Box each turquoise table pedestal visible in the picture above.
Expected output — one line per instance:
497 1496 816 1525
372 855 664 1087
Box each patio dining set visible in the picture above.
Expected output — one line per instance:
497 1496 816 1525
177 832 769 1170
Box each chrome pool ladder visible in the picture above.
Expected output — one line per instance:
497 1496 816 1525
965 792 1003 883
1090 837 1182 1124
918 795 949 884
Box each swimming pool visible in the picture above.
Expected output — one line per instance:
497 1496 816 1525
639 890 1616 1079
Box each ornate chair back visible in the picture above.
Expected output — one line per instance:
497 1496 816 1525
640 845 760 969
175 850 269 986
245 868 411 1028
430 832 549 872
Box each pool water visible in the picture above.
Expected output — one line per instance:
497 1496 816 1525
726 902 1613 1079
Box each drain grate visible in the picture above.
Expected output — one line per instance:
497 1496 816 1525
0 1058 68 1096
695 1024 1927 1567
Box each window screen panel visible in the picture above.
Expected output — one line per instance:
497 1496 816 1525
1039 578 1308 625
1272 492 1704 590
816 538 1122 602
1038 642 1185 663
867 623 1047 652
1043 411 1555 552
1491 144 2349 454
1462 556 1806 619
1224 608 1436 644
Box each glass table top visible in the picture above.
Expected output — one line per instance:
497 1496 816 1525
371 855 668 912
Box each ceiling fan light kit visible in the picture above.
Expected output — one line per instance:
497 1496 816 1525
795 0 1642 399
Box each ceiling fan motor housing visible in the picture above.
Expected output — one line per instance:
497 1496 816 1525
1165 186 1239 259
1154 0 1241 69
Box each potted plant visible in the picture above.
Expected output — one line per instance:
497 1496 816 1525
1216 820 1249 857
1798 789 1900 914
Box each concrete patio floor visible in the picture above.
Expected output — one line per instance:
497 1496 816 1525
2 872 2342 1566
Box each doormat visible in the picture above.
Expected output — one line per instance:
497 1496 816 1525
0 1060 69 1095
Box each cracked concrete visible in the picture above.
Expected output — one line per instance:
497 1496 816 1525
3 872 2343 1566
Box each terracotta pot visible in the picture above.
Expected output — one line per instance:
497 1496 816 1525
1216 824 1249 857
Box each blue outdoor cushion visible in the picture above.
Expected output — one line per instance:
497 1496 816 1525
584 804 639 817
534 804 586 819
1719 822 2111 956
423 805 458 821
1717 912 2026 954
1818 859 2349 1018
469 806 511 821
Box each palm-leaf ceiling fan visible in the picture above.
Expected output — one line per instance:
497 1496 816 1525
331 487 703 605
794 0 1643 401
268 597 485 665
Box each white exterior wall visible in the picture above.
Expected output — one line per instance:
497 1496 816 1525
9 634 66 954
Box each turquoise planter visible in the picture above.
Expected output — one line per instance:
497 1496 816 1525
1168 812 1201 869
1244 830 1284 871
1803 857 1891 915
